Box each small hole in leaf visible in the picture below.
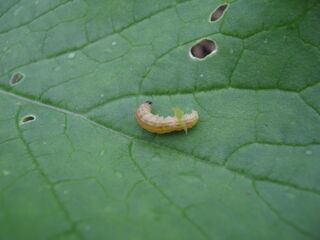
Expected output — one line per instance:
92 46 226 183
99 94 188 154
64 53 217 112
210 4 228 22
10 72 24 85
20 115 36 124
190 39 217 59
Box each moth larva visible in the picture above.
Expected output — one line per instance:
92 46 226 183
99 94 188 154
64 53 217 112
136 101 199 134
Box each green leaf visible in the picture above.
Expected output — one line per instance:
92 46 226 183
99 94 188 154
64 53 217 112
1 0 320 239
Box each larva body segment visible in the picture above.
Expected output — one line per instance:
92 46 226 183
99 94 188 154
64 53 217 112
136 101 199 134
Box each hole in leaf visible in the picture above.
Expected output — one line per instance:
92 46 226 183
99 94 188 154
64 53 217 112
10 72 24 85
189 39 217 59
20 115 36 124
210 4 228 22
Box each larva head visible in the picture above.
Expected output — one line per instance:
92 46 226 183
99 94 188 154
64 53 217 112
145 101 152 105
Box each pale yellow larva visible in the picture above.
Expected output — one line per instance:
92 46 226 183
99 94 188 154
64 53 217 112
136 101 199 134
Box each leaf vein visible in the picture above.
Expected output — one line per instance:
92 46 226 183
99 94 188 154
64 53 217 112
128 141 210 240
14 105 84 239
1 88 319 196
252 181 315 238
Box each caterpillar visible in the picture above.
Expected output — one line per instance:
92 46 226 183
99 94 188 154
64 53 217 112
136 101 199 134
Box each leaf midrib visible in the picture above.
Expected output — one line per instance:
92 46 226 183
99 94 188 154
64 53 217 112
1 88 319 197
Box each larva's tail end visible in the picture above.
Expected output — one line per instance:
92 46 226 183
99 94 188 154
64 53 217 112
145 101 152 105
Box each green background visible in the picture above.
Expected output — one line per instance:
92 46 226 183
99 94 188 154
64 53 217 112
0 0 320 239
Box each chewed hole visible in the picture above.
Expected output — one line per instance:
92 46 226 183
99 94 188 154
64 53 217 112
210 4 228 22
20 115 36 124
10 72 24 85
189 39 217 60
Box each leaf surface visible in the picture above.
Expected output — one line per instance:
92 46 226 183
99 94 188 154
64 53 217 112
0 0 320 239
